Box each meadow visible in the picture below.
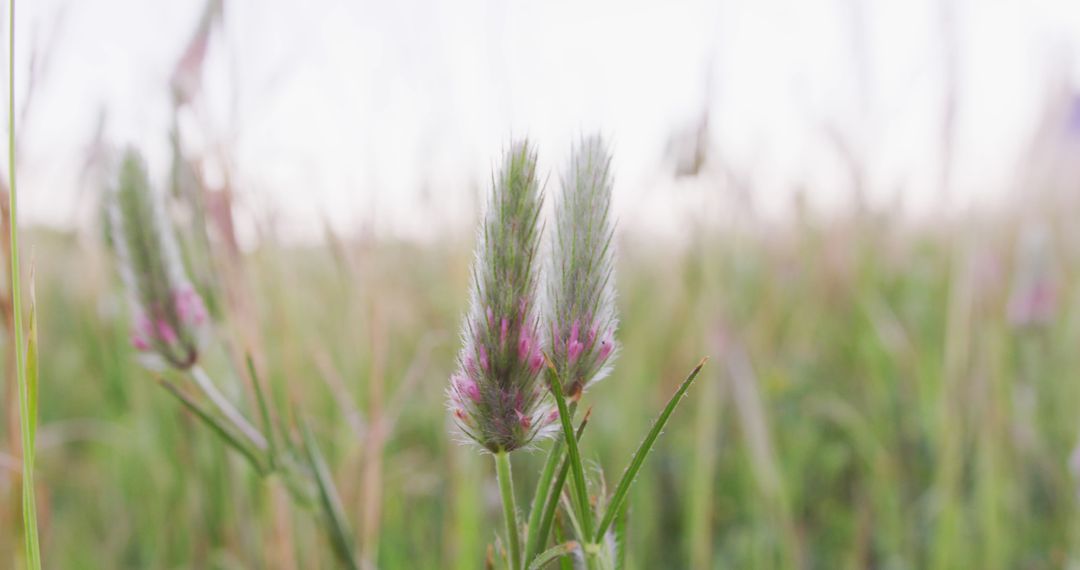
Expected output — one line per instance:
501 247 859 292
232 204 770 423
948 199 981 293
3 188 1079 568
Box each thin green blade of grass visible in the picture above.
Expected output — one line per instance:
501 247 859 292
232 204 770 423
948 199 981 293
546 365 594 544
534 408 591 558
524 401 579 562
245 355 278 466
593 358 706 542
299 417 360 570
158 378 267 475
524 438 564 562
8 0 40 564
613 501 628 570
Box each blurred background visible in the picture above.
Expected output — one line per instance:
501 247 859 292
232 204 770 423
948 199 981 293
4 0 1080 567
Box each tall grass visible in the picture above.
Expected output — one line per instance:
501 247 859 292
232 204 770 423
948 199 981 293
7 0 41 566
7 202 1080 567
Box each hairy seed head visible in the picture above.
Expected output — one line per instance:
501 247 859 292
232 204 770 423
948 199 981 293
448 141 555 453
110 149 208 371
548 135 619 397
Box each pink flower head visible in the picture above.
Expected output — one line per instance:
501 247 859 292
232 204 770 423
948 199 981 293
566 320 585 364
598 330 615 361
174 286 207 326
131 315 154 351
453 373 482 403
1008 281 1059 327
448 141 547 453
477 345 489 371
156 320 179 344
529 350 545 375
131 333 151 351
517 328 533 360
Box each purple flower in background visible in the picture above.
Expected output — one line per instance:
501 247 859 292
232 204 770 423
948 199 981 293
111 150 209 370
1007 223 1060 329
1067 94 1080 136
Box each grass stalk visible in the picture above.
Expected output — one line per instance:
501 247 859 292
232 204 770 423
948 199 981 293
495 451 522 570
190 365 267 451
593 359 706 543
546 367 595 550
534 408 590 563
7 0 41 566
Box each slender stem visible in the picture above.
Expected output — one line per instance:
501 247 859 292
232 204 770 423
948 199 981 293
495 451 522 570
547 368 594 543
593 359 706 542
534 406 590 560
190 365 267 451
7 0 41 566
524 401 577 562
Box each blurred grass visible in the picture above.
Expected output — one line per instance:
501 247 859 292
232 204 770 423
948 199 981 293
2 205 1080 569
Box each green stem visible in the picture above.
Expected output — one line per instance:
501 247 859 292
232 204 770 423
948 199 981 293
593 359 706 542
8 0 41 567
495 451 522 570
524 401 577 562
524 438 562 561
547 368 594 543
534 407 590 562
190 365 267 451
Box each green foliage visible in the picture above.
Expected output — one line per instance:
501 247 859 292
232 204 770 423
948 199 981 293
11 206 1080 567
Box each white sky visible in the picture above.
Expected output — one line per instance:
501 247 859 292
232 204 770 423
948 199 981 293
12 0 1080 243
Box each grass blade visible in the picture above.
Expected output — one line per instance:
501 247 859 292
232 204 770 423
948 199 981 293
546 365 594 544
299 417 359 570
593 358 707 542
525 439 563 561
524 402 579 562
613 497 628 569
528 541 578 570
8 1 41 564
18 268 40 569
159 378 267 475
246 355 278 466
535 408 591 555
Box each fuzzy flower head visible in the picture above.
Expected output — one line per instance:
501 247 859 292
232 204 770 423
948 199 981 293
110 149 209 371
548 135 619 398
448 141 555 453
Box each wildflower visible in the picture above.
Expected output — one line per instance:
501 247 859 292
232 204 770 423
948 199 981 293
110 149 209 370
449 141 552 453
548 135 619 398
1007 223 1059 329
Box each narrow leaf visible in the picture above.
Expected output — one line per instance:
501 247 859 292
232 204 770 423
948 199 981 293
593 359 707 542
535 408 591 553
246 354 278 466
159 379 267 475
546 364 594 541
300 417 360 570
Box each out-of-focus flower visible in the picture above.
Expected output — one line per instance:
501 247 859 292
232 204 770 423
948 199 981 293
548 135 619 399
448 141 553 453
110 149 209 370
1007 223 1060 329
